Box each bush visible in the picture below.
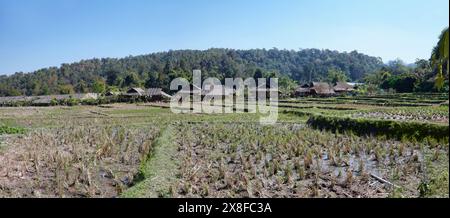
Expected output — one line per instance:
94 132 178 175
381 73 417 93
62 98 80 106
0 125 26 135
81 98 99 106
307 114 449 141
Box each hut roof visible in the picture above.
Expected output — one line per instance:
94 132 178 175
146 88 171 98
347 82 364 87
177 85 202 95
192 84 202 90
0 93 98 104
31 96 54 104
105 91 121 96
333 82 355 92
310 82 335 95
147 88 163 96
0 96 31 103
126 88 146 96
30 93 97 104
300 83 311 88
295 87 310 93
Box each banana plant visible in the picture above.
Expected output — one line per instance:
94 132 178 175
431 27 449 91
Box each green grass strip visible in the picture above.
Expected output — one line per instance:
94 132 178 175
121 125 179 198
0 125 26 135
307 114 449 141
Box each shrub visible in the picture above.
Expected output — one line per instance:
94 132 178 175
0 125 26 135
307 114 449 141
63 98 80 106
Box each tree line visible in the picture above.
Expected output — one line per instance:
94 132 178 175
0 48 384 96
362 27 449 94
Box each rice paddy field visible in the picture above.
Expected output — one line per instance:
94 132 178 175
0 93 448 198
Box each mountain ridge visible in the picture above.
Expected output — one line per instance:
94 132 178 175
0 48 384 96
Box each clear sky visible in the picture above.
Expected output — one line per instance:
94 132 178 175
0 0 448 74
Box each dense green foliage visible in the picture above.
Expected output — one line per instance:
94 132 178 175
431 27 449 92
364 58 449 93
0 125 26 135
363 28 449 93
326 68 349 84
307 114 449 141
0 48 383 96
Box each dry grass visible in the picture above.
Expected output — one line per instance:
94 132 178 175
170 123 448 198
0 99 448 198
0 125 159 197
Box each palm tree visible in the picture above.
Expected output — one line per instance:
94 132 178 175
431 27 449 91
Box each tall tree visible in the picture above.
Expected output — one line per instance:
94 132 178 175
76 80 89 93
326 68 348 84
253 68 263 80
123 72 141 87
58 84 75 94
92 79 106 93
145 72 160 88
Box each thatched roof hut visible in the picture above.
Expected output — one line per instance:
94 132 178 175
0 96 33 104
105 91 121 96
310 82 335 96
294 82 335 97
125 88 146 96
176 84 202 96
146 88 171 98
294 87 311 96
333 82 355 92
31 93 98 105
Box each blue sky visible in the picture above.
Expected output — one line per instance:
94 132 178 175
0 0 448 74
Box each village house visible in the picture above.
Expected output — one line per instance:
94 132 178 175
121 87 172 102
295 82 336 97
0 93 100 106
310 82 335 96
0 96 34 106
176 84 202 102
333 82 355 94
125 87 146 96
31 93 99 105
295 84 312 97
105 90 121 97
146 88 171 101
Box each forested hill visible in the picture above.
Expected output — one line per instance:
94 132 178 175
0 48 384 96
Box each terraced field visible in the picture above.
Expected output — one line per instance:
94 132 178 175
0 93 448 198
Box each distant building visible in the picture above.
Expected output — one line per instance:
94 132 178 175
177 84 202 95
125 88 146 96
0 96 33 105
347 82 364 87
146 88 171 101
105 91 121 97
175 84 202 102
79 93 99 100
333 82 355 93
294 82 336 97
31 93 98 105
295 84 312 97
310 82 335 96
